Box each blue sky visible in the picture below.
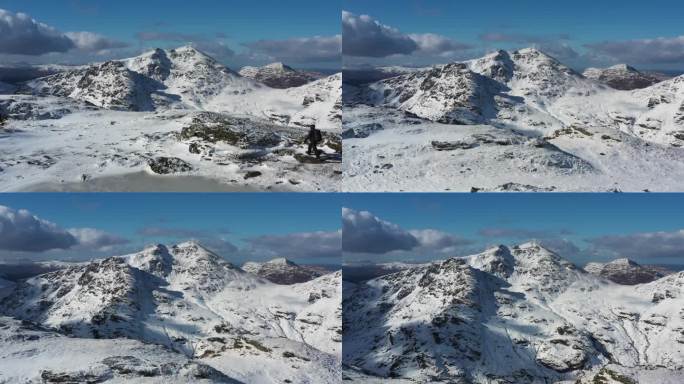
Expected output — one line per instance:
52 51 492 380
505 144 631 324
342 193 684 267
0 1 341 68
343 0 684 70
0 193 341 265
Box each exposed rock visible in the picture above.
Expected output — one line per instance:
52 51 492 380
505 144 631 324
148 157 193 174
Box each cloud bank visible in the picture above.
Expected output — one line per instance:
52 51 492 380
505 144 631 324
0 205 127 252
342 208 471 255
342 11 469 59
243 35 341 63
246 230 341 259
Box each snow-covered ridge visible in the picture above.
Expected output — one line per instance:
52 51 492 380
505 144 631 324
0 241 342 383
343 242 684 383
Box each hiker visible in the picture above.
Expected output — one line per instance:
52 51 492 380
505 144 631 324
304 126 322 159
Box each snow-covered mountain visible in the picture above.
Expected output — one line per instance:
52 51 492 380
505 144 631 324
0 241 342 383
242 257 324 284
239 62 322 89
25 46 261 111
343 48 684 192
584 258 669 285
583 64 664 90
343 242 684 383
20 46 341 130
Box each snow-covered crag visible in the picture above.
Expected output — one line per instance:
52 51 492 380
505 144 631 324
584 258 669 285
242 258 324 284
343 48 684 192
0 46 342 192
343 242 684 383
0 241 342 383
239 62 322 89
583 64 664 90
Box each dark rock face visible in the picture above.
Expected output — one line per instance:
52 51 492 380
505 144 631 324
147 157 193 174
583 64 664 90
242 258 323 285
585 258 666 285
180 113 283 149
342 123 383 139
239 63 321 89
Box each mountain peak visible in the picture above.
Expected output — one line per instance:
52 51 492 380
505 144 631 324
266 257 296 266
172 44 203 54
173 240 210 252
610 257 639 266
264 62 293 72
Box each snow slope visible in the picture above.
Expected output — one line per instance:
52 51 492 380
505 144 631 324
343 242 684 383
0 316 238 383
0 242 342 383
343 48 684 192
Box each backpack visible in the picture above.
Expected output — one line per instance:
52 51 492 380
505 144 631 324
314 129 323 143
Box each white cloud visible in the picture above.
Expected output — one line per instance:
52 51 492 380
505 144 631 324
409 33 472 56
0 205 76 251
64 31 129 53
67 228 128 250
0 205 128 252
342 11 470 59
243 35 341 63
342 208 419 253
247 230 341 259
588 229 684 260
585 36 684 65
342 11 417 57
409 229 471 252
0 8 74 55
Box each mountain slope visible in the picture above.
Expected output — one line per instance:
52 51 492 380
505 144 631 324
0 241 342 383
242 257 323 284
239 62 322 88
343 242 684 383
583 64 664 90
585 258 667 285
